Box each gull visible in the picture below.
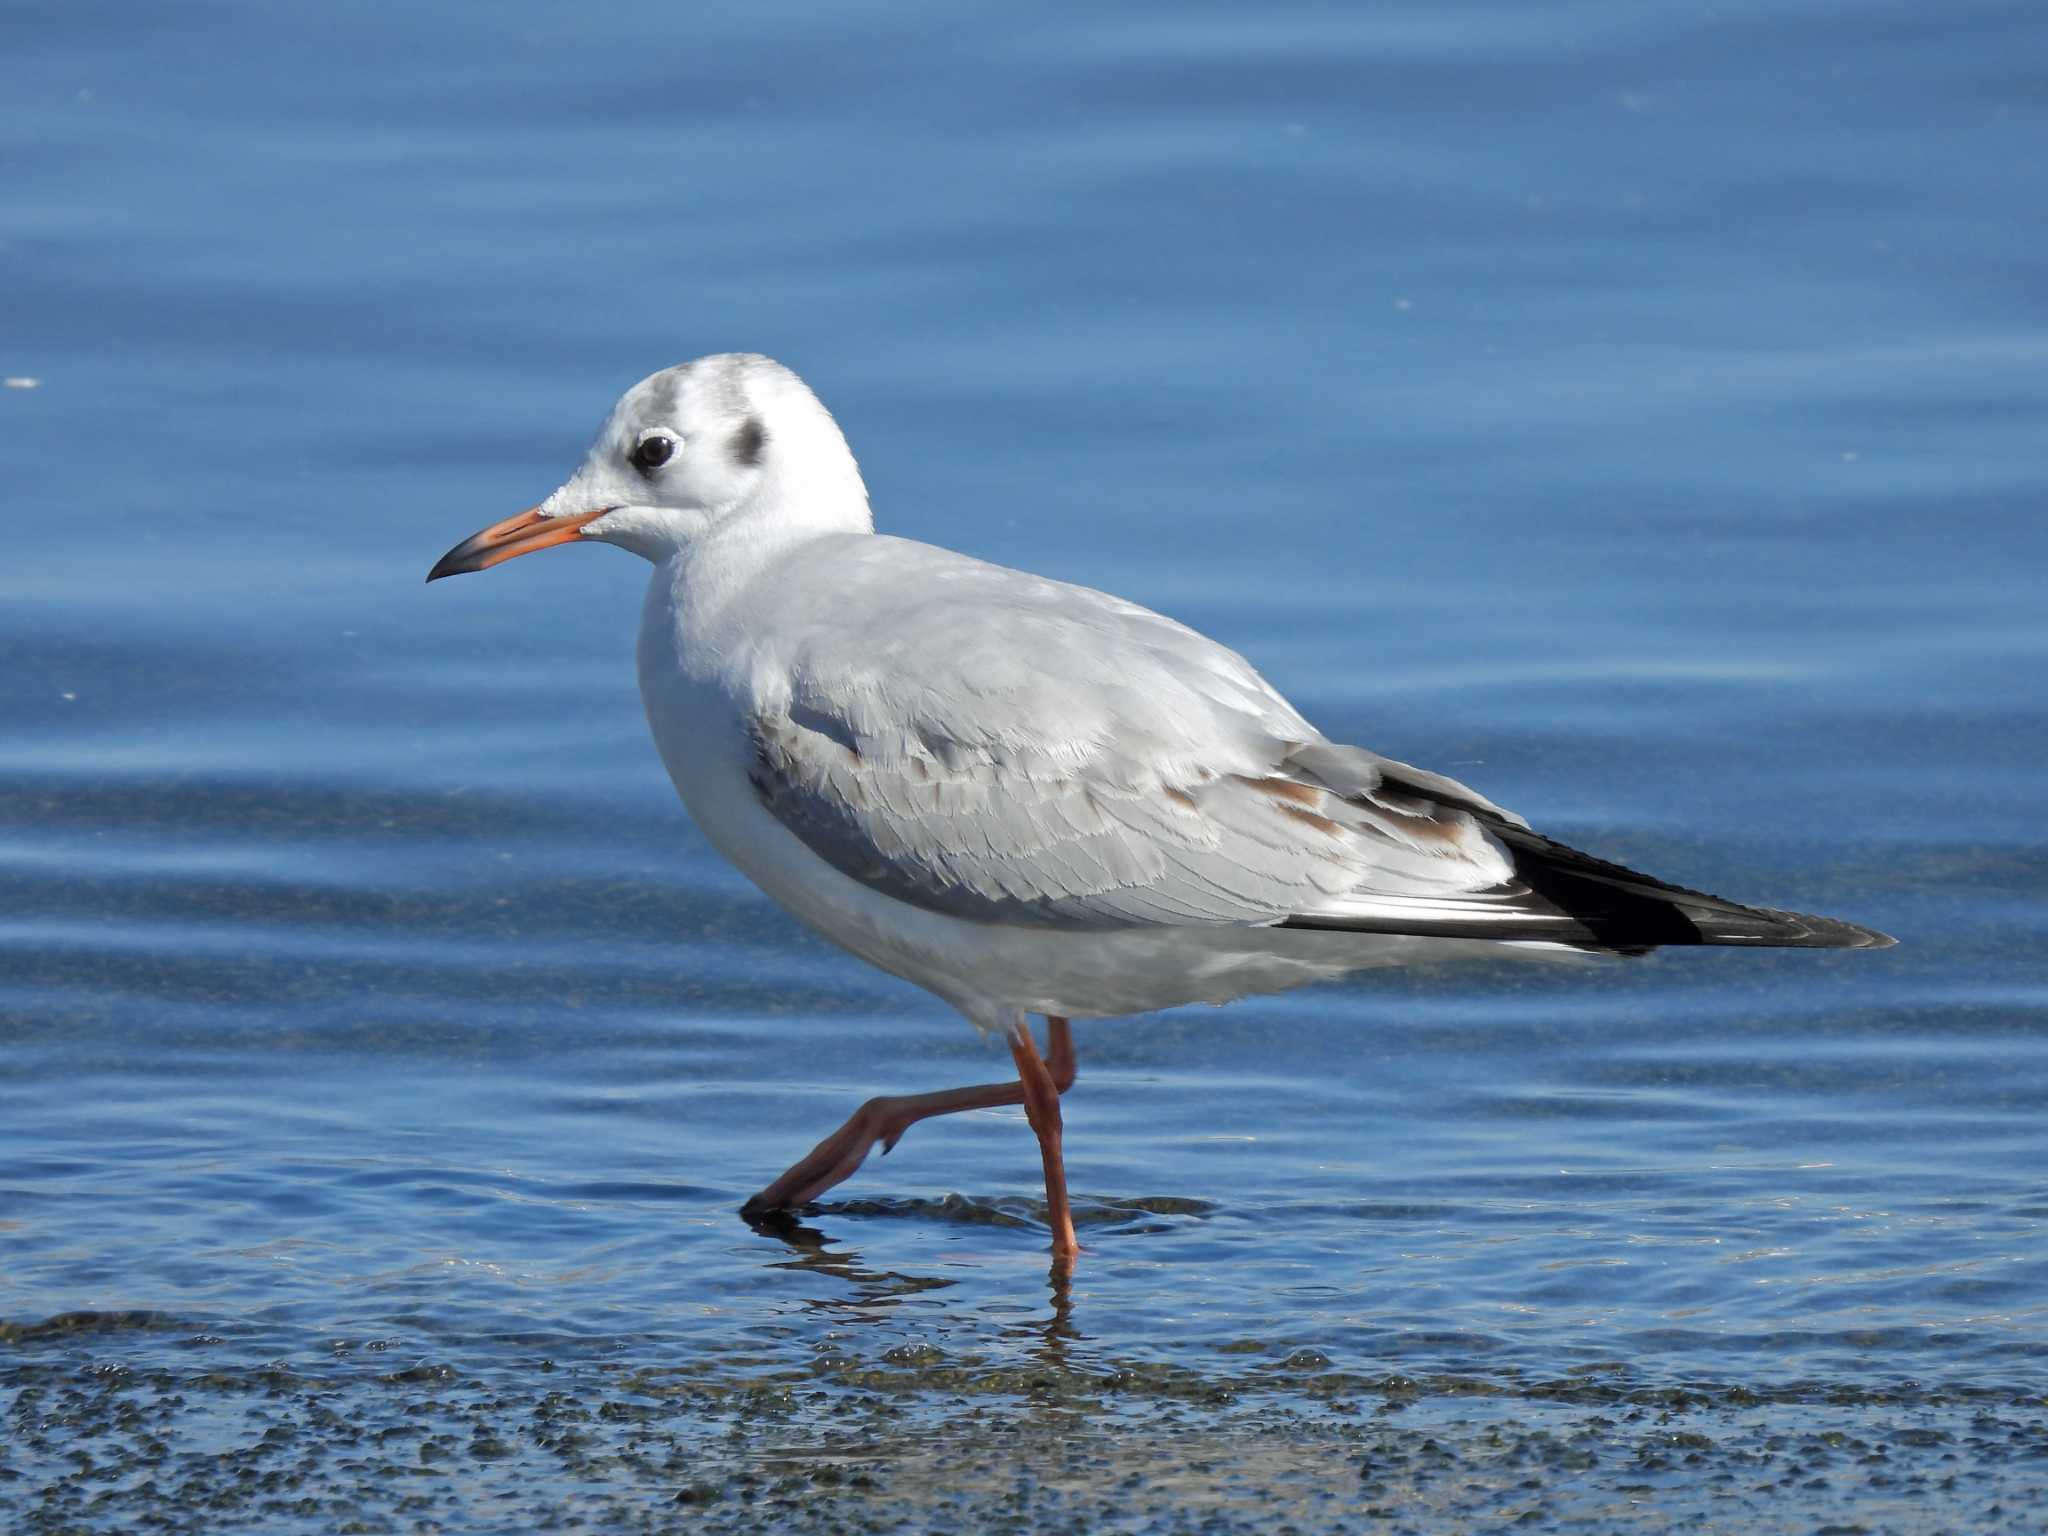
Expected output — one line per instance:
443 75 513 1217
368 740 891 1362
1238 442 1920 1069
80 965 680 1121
428 353 1894 1268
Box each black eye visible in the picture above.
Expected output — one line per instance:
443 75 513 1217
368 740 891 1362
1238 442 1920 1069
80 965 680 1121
631 433 676 472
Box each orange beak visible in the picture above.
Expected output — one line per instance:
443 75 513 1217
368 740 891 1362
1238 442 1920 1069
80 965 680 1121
425 505 614 581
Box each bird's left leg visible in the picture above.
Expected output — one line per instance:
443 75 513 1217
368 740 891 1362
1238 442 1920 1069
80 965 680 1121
742 1017 1077 1215
1008 1015 1080 1266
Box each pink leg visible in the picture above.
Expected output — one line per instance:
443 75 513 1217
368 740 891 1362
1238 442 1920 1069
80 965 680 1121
1007 1019 1080 1268
743 1017 1076 1216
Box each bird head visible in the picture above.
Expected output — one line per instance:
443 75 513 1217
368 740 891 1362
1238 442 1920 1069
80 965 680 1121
427 352 871 581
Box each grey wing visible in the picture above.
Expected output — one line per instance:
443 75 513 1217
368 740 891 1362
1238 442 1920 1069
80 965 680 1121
737 536 1889 952
740 561 1525 930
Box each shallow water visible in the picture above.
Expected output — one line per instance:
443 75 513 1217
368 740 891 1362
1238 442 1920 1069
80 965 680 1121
5 1 2046 1530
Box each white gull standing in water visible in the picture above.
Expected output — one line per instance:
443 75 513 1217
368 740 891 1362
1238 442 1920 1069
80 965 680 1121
428 353 1893 1269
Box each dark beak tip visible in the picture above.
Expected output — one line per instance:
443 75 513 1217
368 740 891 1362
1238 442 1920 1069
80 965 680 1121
426 536 490 584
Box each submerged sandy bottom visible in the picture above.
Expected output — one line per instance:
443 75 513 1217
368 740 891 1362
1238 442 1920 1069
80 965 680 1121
6 1312 2037 1535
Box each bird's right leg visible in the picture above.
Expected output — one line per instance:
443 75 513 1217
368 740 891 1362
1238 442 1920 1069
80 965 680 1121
740 1017 1076 1215
1008 1015 1081 1267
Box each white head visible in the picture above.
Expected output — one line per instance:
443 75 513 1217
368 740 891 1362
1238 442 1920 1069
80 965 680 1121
428 353 871 580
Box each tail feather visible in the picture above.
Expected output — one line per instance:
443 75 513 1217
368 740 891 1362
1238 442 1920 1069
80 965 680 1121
1276 741 1894 954
1279 822 1895 954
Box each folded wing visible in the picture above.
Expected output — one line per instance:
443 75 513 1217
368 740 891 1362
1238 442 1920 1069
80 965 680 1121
741 538 1892 952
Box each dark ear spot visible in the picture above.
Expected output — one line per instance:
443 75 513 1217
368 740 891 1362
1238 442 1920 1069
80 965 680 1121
728 415 767 467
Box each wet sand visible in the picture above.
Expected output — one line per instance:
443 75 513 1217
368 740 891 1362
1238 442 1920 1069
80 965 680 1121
6 1310 2039 1534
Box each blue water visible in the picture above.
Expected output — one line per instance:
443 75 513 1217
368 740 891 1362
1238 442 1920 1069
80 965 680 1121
5 2 2046 1529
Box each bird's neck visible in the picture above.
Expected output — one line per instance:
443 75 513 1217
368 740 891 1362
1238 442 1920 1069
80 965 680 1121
655 501 860 663
764 427 872 537
643 418 874 679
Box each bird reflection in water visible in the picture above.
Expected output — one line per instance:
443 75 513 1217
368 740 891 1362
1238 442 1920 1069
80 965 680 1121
742 1203 1080 1369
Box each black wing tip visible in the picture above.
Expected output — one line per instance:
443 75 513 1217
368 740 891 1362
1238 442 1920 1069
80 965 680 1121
1682 906 1897 950
1490 823 1898 953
